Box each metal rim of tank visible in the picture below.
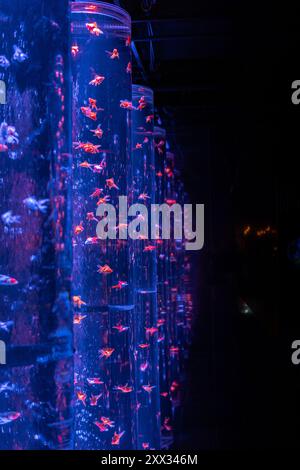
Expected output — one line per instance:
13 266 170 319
71 1 131 30
132 84 154 103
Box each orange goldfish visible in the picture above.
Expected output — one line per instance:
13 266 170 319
99 348 115 359
106 178 119 190
96 195 110 205
79 161 93 170
90 126 103 139
114 385 133 393
90 394 102 406
77 391 87 406
97 264 113 275
74 222 84 235
145 327 158 336
144 245 156 252
87 378 104 386
90 188 103 199
71 45 79 57
126 62 132 74
113 324 129 333
137 96 147 111
120 100 135 110
89 74 105 86
100 416 115 428
72 295 86 308
81 106 97 121
86 22 103 36
74 314 87 325
142 384 156 394
94 421 108 432
106 48 119 59
146 114 154 123
112 431 125 446
86 212 98 222
112 281 128 290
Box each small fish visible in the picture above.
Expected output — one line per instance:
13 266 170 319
170 346 180 355
72 296 86 308
89 74 105 86
139 343 150 349
81 107 97 121
73 314 87 325
74 221 84 235
100 416 115 428
160 392 168 398
137 96 147 111
86 22 103 36
146 115 154 123
79 161 93 170
0 56 10 69
94 421 108 432
135 143 143 150
144 245 156 252
23 197 49 214
86 212 98 222
106 178 119 190
1 211 21 226
0 411 21 426
99 348 114 359
90 126 103 139
0 321 14 332
112 281 128 290
165 199 177 205
76 391 87 406
142 384 156 394
140 362 149 372
87 378 104 386
120 100 135 110
114 385 133 393
125 36 131 47
71 45 79 57
145 327 158 336
90 188 103 199
90 394 102 406
12 45 28 63
0 275 18 286
96 196 110 205
74 141 102 154
113 325 129 333
138 193 150 201
106 48 119 59
170 381 179 392
126 62 132 74
97 264 113 275
0 144 8 152
112 431 125 446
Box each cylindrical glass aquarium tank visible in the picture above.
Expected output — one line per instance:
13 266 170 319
154 127 174 448
0 0 73 450
131 85 160 450
71 1 134 450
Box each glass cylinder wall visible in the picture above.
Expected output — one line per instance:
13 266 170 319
71 1 134 450
131 86 160 450
0 0 73 450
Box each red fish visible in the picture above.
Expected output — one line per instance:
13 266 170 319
125 36 131 47
142 384 156 394
74 222 84 235
145 327 158 336
87 378 104 386
97 264 113 275
86 22 103 36
144 245 156 252
74 142 101 154
85 237 99 245
137 96 147 111
96 195 110 205
90 394 102 406
114 385 133 393
106 48 119 59
112 281 128 290
74 314 87 325
113 324 129 333
81 106 97 121
79 161 93 170
142 443 149 450
0 275 18 286
90 188 103 199
106 178 119 190
0 144 8 153
126 62 132 74
140 362 149 372
90 126 103 139
146 114 154 123
86 212 98 222
94 421 108 432
163 417 172 432
72 296 86 308
71 45 79 57
99 348 115 359
120 100 135 110
112 431 125 446
89 74 105 86
101 416 115 428
77 391 87 406
139 343 150 349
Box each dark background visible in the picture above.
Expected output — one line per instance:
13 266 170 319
113 0 299 449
